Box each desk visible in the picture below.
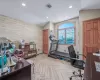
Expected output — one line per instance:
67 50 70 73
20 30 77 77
84 53 100 80
0 59 31 80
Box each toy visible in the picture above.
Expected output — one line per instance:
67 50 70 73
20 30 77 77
0 42 16 74
0 43 8 74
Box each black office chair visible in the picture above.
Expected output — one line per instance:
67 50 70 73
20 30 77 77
68 45 86 80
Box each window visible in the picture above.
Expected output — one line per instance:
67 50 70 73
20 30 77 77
58 23 75 44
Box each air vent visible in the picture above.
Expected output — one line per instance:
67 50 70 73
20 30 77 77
46 4 52 8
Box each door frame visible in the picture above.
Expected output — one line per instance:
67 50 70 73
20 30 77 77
43 29 49 54
83 18 100 58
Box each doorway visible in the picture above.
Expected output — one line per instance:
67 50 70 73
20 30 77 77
83 18 100 57
43 29 49 54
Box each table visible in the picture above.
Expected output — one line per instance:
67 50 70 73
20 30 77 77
84 53 100 80
0 59 31 80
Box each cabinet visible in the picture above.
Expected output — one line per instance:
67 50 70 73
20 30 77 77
19 43 37 59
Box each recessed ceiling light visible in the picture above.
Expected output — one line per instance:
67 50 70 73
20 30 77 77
22 3 26 7
69 5 72 8
46 17 48 19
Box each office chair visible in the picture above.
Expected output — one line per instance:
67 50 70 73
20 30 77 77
68 45 86 80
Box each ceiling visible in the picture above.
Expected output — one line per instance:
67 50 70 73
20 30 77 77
81 0 100 9
0 0 100 26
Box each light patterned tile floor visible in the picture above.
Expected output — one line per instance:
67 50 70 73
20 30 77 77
28 54 83 80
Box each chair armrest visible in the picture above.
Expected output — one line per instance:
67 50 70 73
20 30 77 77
77 54 86 59
69 57 85 62
69 57 82 60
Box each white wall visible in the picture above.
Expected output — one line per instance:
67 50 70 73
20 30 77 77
0 15 43 53
79 9 100 55
54 17 80 53
43 22 54 31
43 22 50 30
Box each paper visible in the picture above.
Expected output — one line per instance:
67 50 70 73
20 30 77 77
95 62 100 72
93 53 100 57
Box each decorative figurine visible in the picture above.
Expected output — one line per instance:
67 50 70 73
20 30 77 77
0 43 8 74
